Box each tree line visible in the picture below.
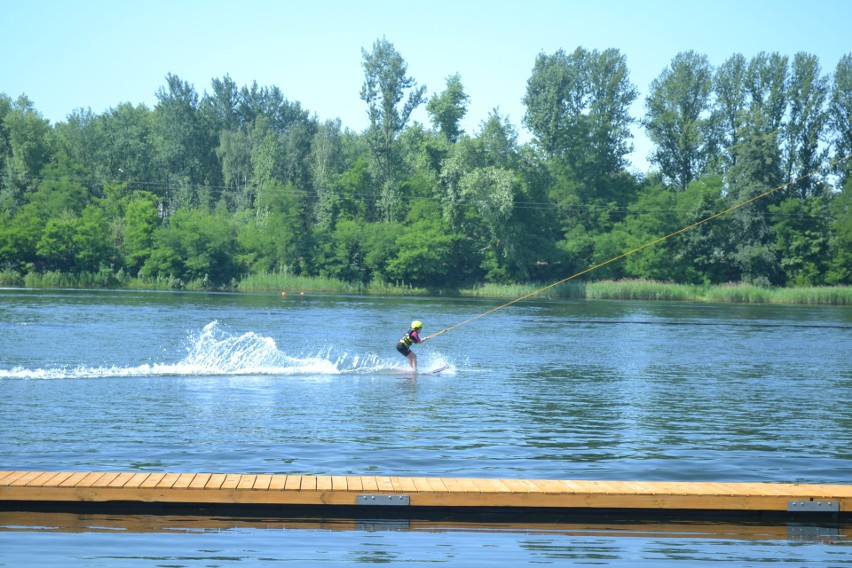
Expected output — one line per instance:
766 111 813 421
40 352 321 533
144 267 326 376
1 40 851 290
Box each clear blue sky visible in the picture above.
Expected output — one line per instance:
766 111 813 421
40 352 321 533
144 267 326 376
2 0 850 171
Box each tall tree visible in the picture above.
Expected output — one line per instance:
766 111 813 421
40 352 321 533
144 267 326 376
726 130 785 285
216 128 252 210
205 75 241 132
829 54 852 187
310 119 343 231
784 52 829 197
744 52 788 136
360 37 426 222
712 53 748 172
524 47 636 171
524 46 638 273
99 103 155 185
770 194 831 285
1 96 54 208
826 177 852 284
426 73 469 142
152 74 219 209
644 51 714 190
523 48 582 159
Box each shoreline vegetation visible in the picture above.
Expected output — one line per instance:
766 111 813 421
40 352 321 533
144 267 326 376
2 269 850 305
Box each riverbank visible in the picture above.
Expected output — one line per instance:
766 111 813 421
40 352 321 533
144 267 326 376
2 269 851 305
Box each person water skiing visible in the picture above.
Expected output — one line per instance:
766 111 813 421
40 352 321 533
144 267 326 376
396 320 427 371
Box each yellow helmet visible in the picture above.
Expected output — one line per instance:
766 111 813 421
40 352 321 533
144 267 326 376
411 320 423 330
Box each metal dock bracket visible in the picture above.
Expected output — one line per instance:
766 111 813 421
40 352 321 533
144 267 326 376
787 500 839 513
357 494 410 506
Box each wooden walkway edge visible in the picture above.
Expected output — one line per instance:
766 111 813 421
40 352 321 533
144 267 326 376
1 471 850 517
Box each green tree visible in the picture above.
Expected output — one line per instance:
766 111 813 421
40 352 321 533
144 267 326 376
711 54 748 172
332 151 372 223
316 218 372 283
25 159 89 217
237 180 309 275
216 128 252 210
826 177 852 284
770 194 830 285
360 37 426 222
57 103 154 187
784 53 829 197
0 94 12 179
1 96 54 209
73 204 114 272
726 131 784 285
123 190 160 274
426 73 469 142
142 208 241 286
204 75 241 132
829 54 852 187
524 46 637 174
523 48 582 159
744 52 788 136
37 214 77 271
607 184 684 281
101 103 155 185
310 119 344 231
387 200 466 287
673 175 736 283
644 51 714 189
152 74 220 210
524 47 637 277
0 206 42 271
441 112 558 283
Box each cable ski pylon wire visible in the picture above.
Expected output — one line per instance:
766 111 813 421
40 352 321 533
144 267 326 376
425 155 852 340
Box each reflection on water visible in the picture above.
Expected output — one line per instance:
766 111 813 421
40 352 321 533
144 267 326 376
2 510 849 542
1 510 849 567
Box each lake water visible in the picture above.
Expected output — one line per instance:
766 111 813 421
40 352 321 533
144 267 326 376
1 288 851 566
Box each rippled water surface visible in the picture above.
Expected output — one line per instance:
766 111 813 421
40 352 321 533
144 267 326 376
1 288 851 566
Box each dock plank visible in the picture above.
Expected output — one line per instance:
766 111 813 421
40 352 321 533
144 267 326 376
499 478 536 493
220 474 242 489
9 472 49 487
268 475 288 491
189 474 212 490
91 473 122 488
359 477 378 492
76 472 108 488
0 472 19 484
253 475 272 491
58 472 90 488
107 472 137 488
155 473 182 489
27 472 65 487
139 473 167 488
205 474 227 490
124 473 151 489
425 477 448 493
393 477 418 492
346 476 363 492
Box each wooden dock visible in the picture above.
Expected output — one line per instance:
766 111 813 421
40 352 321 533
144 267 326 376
1 471 850 518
